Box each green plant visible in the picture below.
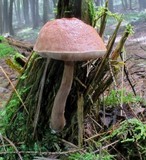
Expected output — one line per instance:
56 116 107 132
101 118 146 159
95 6 123 27
103 89 142 106
68 152 114 160
0 40 16 58
0 36 5 41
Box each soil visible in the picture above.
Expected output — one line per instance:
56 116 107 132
0 58 18 107
124 21 146 99
0 20 146 108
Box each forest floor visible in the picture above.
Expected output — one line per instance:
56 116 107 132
0 19 146 108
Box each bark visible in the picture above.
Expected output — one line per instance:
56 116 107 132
52 0 58 7
23 0 30 25
129 0 132 9
0 0 3 34
16 0 21 23
57 0 70 18
81 0 95 25
138 0 146 10
9 0 15 35
43 0 49 24
30 0 40 29
57 0 82 18
6 37 33 51
108 0 114 12
3 0 9 33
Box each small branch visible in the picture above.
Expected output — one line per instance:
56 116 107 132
0 66 29 114
3 136 23 160
111 30 130 60
93 140 119 153
106 17 123 52
61 139 80 149
0 149 83 155
77 92 84 148
75 77 87 89
99 1 108 37
120 52 137 96
84 130 111 142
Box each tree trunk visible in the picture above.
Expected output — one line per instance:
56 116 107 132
30 0 40 29
43 0 49 24
0 0 3 34
23 0 30 26
57 0 70 18
81 0 95 25
108 0 114 12
9 0 14 35
52 0 57 7
3 0 9 33
129 0 132 9
138 0 146 10
16 0 21 24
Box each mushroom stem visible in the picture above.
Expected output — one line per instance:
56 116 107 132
50 61 74 132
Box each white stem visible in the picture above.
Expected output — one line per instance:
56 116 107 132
50 61 74 132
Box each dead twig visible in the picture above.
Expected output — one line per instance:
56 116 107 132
3 136 23 160
120 52 137 96
0 66 29 114
0 149 83 156
77 92 84 148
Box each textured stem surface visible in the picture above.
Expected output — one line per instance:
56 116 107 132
50 61 74 132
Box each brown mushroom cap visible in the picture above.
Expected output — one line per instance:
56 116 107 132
34 18 106 61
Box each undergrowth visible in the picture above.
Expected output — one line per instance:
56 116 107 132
0 36 16 58
100 118 146 159
103 89 143 106
68 152 114 160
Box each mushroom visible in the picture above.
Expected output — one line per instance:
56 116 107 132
34 18 106 133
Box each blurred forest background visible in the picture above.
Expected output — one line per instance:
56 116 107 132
0 0 146 41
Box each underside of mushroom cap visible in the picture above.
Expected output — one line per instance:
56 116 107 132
34 18 107 61
38 50 106 61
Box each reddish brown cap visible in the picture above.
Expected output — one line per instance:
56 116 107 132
34 18 106 61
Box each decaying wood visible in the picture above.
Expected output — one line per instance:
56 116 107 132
6 37 33 51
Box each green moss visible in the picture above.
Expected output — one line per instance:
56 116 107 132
81 0 96 26
100 118 146 159
88 0 96 26
68 152 114 160
0 37 16 58
103 89 142 106
0 36 5 41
